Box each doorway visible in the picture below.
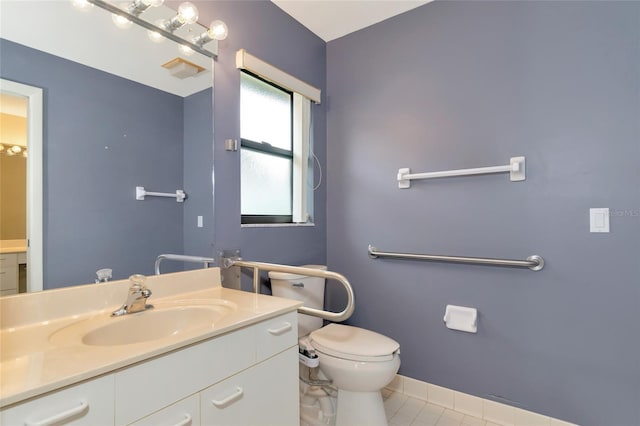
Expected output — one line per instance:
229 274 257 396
0 79 43 293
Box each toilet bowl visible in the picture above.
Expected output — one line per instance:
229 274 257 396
269 266 400 426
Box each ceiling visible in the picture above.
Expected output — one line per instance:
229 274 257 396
0 1 213 97
271 0 433 42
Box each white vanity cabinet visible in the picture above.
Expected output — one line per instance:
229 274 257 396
0 375 115 426
114 323 257 425
128 394 200 426
0 253 19 296
201 346 298 426
1 311 299 426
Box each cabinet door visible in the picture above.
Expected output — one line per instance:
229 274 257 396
0 253 18 293
256 312 297 362
115 326 255 425
201 347 298 426
0 375 114 426
129 394 199 426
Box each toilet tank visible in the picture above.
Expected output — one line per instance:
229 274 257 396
269 265 327 337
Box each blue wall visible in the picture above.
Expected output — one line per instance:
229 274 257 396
326 1 640 424
183 88 214 263
0 39 185 288
196 1 328 279
0 0 330 287
4 1 637 423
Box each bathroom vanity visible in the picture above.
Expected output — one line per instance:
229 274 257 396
0 268 302 425
0 240 27 296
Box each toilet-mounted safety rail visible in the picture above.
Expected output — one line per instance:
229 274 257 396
222 258 355 323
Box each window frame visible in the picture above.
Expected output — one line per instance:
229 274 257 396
236 49 321 227
240 71 294 224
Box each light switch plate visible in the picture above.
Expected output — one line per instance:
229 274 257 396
590 208 609 233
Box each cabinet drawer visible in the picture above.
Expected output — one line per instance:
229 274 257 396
200 346 299 426
256 311 298 362
0 266 18 291
0 375 114 426
115 325 256 425
129 393 199 426
0 253 17 267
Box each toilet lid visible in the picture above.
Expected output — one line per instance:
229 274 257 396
310 324 400 362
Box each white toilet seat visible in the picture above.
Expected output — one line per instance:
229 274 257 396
310 324 400 362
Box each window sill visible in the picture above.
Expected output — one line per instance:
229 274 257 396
241 222 315 228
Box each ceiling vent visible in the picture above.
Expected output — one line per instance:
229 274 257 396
162 57 205 79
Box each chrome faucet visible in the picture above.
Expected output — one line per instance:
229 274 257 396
111 274 153 316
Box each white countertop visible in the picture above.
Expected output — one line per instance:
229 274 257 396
0 240 27 254
0 268 302 408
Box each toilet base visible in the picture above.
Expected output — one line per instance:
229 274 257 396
335 389 387 426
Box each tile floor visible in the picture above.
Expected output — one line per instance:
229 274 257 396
383 389 500 426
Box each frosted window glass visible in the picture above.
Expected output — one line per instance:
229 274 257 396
240 73 291 150
241 149 292 215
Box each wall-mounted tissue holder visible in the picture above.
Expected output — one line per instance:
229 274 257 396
136 186 186 203
443 305 477 333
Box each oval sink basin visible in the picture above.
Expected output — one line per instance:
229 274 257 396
83 305 229 346
50 300 236 347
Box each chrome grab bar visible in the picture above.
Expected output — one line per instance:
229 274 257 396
224 259 355 322
155 254 215 275
368 245 544 271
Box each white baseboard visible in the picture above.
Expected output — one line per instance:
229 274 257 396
385 375 578 426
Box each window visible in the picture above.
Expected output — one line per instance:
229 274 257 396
240 72 293 223
237 49 320 226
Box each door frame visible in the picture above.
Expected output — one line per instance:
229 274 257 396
1 79 43 292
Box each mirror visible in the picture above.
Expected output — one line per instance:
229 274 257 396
0 1 214 291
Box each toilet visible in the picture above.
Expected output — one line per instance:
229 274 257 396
269 265 400 426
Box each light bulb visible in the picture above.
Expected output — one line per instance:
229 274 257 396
112 12 133 29
71 0 93 11
179 44 194 56
10 145 22 154
147 19 166 43
177 2 198 24
22 150 28 158
207 20 228 41
0 144 4 152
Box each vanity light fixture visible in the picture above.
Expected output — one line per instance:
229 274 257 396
112 9 133 29
1 145 27 157
162 2 199 32
113 0 165 30
82 0 227 59
127 0 165 16
147 19 166 43
193 20 229 47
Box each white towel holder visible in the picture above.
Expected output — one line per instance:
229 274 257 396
397 156 525 188
136 186 186 202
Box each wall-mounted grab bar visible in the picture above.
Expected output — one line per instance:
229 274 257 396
155 254 215 275
136 186 186 202
223 259 355 322
368 245 544 271
397 156 525 188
